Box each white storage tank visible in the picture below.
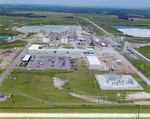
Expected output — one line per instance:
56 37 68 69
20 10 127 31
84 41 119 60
61 38 65 43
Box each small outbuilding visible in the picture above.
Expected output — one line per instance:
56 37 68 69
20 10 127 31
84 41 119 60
87 56 101 69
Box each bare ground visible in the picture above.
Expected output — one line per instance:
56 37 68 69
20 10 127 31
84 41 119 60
0 48 23 70
95 45 136 73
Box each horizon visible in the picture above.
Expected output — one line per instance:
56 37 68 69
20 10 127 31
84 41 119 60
0 0 150 8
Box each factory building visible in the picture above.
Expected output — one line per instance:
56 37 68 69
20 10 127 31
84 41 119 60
28 45 95 55
87 56 101 69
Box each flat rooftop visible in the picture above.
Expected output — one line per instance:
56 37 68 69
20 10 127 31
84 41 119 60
28 45 40 50
87 56 101 65
22 55 31 62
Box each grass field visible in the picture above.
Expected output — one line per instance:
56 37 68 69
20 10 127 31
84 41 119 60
0 41 27 49
1 63 150 113
135 46 150 59
0 59 150 108
0 58 3 64
0 105 150 113
127 39 150 43
2 117 149 119
0 39 7 43
32 42 49 45
124 54 150 80
59 44 73 49
26 32 37 37
1 11 150 38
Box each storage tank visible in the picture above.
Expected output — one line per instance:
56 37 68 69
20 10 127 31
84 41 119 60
61 38 65 43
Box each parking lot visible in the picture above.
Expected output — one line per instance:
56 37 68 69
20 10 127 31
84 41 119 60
27 56 73 69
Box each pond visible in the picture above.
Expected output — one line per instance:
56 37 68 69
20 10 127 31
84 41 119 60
0 36 12 39
112 26 150 37
19 25 81 32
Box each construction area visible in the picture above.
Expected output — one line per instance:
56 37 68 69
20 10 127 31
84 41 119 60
0 48 23 70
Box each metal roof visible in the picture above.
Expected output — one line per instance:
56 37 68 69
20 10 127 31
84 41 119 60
22 55 31 62
28 45 40 50
29 45 95 52
87 56 101 65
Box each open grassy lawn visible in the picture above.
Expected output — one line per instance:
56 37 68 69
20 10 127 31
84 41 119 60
1 59 150 105
135 46 150 59
1 59 150 112
127 38 150 43
0 69 88 105
1 105 150 113
0 41 27 49
26 32 37 37
124 54 150 80
32 42 49 45
1 117 149 119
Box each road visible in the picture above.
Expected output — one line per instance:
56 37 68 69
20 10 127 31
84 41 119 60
0 39 32 83
0 113 150 117
83 17 150 85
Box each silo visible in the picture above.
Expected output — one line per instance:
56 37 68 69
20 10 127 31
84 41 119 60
61 38 65 43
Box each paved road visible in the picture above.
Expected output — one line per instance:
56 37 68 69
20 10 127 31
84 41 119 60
83 17 150 85
0 39 32 83
0 113 150 117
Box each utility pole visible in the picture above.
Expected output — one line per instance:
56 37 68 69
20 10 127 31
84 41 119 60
12 90 14 104
124 89 126 102
138 105 140 119
98 92 99 105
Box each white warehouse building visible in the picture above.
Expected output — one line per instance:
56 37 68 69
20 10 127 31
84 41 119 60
22 55 31 62
28 45 95 55
87 56 101 69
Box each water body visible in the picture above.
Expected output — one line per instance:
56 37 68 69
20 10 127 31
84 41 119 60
20 25 81 32
113 26 150 37
0 36 12 39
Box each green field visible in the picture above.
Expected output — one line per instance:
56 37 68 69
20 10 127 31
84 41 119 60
26 32 37 37
124 54 150 80
1 117 149 119
1 11 150 38
0 41 27 49
32 42 49 45
0 39 7 43
135 46 150 59
126 38 150 43
0 59 150 108
0 117 150 119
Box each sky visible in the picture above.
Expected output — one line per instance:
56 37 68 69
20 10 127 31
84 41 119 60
0 0 150 8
